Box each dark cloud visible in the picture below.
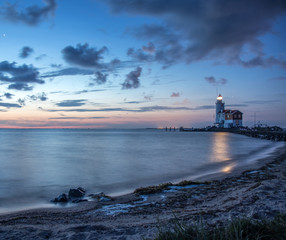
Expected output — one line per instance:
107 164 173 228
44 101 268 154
110 58 121 68
243 100 279 105
144 95 152 101
3 92 13 99
61 43 124 73
8 83 33 91
127 42 157 64
205 76 228 86
128 24 182 68
49 91 69 95
227 104 248 107
50 64 62 68
38 92 48 102
49 89 104 95
46 107 129 113
122 67 142 89
192 105 215 110
127 47 153 63
91 71 108 85
0 0 57 26
17 98 25 106
238 56 286 69
171 92 180 97
74 89 105 95
44 104 214 113
105 0 286 68
269 76 286 81
142 42 155 53
35 54 47 61
42 67 94 78
56 99 86 107
62 43 108 68
19 46 34 58
29 92 48 101
0 61 44 90
139 106 193 112
0 102 21 108
125 101 142 104
49 117 108 120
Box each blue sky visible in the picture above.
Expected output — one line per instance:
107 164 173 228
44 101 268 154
0 0 286 128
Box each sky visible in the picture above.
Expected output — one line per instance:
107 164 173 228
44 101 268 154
0 0 286 128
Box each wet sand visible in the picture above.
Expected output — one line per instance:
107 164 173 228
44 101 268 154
0 145 286 239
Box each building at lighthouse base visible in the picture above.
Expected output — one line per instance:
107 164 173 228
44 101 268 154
217 110 243 128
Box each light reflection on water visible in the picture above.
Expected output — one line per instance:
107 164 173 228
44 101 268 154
0 129 283 213
210 132 231 163
210 132 236 173
221 164 235 173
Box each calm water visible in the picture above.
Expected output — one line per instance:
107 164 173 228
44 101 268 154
0 129 284 213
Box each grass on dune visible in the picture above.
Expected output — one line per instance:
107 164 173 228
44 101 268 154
154 214 286 240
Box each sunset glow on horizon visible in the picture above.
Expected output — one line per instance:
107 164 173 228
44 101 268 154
0 0 286 128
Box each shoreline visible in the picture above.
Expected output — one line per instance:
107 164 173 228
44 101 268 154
0 144 286 239
0 141 283 215
0 130 282 215
193 143 285 182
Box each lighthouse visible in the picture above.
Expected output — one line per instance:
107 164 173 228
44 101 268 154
214 94 243 128
215 94 224 126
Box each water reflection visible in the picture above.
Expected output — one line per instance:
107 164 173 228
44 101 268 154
211 132 231 162
210 133 237 174
221 164 235 173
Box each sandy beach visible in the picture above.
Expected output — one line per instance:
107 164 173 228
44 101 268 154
0 144 286 240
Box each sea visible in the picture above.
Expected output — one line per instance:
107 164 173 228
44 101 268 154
0 128 284 214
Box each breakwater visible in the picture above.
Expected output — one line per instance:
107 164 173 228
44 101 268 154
180 127 286 142
237 130 286 142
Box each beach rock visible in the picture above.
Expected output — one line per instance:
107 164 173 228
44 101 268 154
99 196 112 202
68 187 86 199
72 199 88 203
88 192 113 202
88 192 105 199
52 193 69 203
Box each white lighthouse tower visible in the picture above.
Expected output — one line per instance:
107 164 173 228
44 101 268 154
215 94 224 126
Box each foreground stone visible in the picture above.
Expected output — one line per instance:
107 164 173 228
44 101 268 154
52 193 69 203
52 187 86 203
68 187 86 199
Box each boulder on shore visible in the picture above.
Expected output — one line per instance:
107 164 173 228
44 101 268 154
68 187 86 199
51 187 86 204
88 192 113 202
52 193 69 203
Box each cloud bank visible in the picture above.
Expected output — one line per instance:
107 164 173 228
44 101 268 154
56 99 86 107
3 92 13 99
92 71 108 85
62 43 108 68
171 92 180 97
0 0 57 26
205 76 228 86
0 102 21 108
29 92 48 101
122 67 142 89
45 104 214 113
0 61 44 90
105 0 286 68
19 46 34 58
